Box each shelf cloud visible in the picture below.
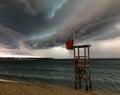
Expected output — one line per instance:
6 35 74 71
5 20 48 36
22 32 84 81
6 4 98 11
0 0 120 57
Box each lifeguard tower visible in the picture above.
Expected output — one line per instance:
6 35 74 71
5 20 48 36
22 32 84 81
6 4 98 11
73 45 92 91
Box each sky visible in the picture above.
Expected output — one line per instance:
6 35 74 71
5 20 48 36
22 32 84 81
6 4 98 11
0 0 120 58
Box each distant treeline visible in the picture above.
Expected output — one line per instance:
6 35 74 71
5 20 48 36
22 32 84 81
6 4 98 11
0 57 55 61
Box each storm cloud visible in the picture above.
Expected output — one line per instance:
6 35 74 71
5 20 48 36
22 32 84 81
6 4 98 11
25 0 120 49
0 0 120 57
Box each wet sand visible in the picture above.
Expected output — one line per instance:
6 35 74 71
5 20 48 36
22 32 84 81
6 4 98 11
0 79 118 95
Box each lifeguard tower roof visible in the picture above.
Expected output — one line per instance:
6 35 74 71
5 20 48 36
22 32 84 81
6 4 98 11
74 44 91 48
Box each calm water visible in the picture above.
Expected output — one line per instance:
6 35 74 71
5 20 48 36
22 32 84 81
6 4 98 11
0 59 120 94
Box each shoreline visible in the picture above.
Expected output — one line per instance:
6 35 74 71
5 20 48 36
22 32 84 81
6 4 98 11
0 79 119 95
0 79 18 82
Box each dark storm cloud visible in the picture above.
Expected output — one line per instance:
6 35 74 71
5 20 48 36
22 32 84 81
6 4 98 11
0 25 25 49
24 0 120 49
0 0 67 36
1 0 120 51
0 0 67 50
0 0 48 35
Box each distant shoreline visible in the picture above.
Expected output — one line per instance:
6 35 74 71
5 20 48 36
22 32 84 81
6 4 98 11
0 57 55 61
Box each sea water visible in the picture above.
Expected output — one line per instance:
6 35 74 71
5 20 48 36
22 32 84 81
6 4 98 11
0 59 119 94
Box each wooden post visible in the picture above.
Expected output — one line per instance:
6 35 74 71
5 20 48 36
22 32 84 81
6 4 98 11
74 48 77 89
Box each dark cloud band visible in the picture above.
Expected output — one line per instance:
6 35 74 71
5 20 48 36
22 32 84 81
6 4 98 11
0 0 120 51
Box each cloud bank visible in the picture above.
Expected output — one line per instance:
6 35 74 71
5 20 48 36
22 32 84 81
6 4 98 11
0 0 120 57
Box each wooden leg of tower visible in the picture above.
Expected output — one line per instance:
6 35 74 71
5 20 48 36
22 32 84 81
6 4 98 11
89 66 92 90
89 71 92 90
75 70 78 90
86 75 89 91
86 75 88 91
90 80 92 90
86 68 89 91
86 82 88 91
79 68 82 89
79 80 81 89
75 79 77 89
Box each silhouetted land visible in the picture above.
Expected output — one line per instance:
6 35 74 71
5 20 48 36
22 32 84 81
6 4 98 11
0 57 55 61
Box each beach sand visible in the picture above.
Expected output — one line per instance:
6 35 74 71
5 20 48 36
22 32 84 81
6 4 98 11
0 79 118 95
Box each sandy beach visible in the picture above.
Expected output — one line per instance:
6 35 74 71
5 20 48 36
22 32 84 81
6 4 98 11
0 79 118 95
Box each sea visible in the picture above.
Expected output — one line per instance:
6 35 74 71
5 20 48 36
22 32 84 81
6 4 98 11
0 59 119 94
